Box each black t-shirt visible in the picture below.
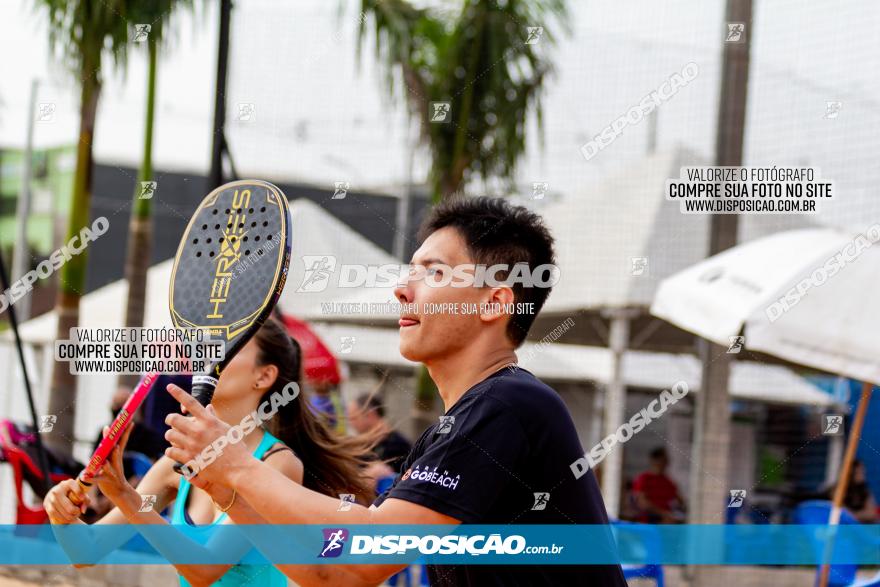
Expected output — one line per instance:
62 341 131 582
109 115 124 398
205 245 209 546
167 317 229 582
376 430 412 473
373 366 626 586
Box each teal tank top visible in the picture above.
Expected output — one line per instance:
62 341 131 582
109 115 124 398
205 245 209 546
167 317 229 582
172 430 288 587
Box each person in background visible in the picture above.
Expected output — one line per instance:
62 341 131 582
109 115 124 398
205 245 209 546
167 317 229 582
347 393 412 473
142 373 192 437
618 478 639 522
84 386 169 521
842 460 878 523
632 447 686 523
92 386 167 463
309 382 346 435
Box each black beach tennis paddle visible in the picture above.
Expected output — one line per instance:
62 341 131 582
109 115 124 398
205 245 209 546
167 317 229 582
169 179 292 471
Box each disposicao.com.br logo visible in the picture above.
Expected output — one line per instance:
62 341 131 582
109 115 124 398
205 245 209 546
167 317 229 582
297 257 559 292
319 530 564 557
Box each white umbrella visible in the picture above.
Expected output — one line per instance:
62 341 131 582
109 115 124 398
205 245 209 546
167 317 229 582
651 224 880 587
651 226 880 383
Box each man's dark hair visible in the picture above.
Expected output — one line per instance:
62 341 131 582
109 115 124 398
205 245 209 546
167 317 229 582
355 393 385 418
649 447 668 460
418 196 556 346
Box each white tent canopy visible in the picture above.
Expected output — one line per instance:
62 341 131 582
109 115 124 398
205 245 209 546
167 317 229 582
536 148 816 313
17 260 175 343
651 228 851 346
311 323 839 408
11 198 399 341
279 199 400 319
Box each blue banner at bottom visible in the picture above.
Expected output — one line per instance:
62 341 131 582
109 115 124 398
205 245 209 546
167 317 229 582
3 524 879 565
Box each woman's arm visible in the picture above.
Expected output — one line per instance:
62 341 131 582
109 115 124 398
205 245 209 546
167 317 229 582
94 437 249 587
171 445 304 586
45 427 178 566
105 484 242 587
165 386 459 585
206 452 379 587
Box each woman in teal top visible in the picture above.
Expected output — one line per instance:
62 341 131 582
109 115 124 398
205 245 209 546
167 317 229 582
170 429 287 586
46 319 378 586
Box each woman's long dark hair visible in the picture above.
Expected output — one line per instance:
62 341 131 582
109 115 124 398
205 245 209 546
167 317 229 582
253 318 376 501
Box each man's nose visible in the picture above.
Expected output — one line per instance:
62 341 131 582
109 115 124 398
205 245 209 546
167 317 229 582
394 281 412 304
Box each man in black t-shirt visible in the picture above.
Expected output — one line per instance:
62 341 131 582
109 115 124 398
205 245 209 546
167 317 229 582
373 366 624 585
165 197 626 586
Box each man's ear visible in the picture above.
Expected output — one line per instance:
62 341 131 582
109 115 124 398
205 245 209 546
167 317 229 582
479 286 515 325
255 364 279 391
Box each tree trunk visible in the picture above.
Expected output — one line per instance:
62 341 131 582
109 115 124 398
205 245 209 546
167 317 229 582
120 35 158 389
46 71 101 455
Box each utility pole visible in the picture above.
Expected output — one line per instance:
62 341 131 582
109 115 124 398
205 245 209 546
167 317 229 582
207 0 232 191
646 109 658 155
0 253 52 493
689 1 751 585
12 79 39 321
600 308 639 518
393 117 416 260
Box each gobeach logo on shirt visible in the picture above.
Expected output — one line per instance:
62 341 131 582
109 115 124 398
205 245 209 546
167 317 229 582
401 464 461 490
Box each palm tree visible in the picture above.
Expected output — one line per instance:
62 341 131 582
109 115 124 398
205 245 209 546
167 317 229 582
36 0 133 453
360 0 567 202
358 0 568 428
119 2 192 389
36 0 196 452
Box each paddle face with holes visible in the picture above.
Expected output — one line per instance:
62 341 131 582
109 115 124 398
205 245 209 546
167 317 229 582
169 179 292 406
54 181 294 506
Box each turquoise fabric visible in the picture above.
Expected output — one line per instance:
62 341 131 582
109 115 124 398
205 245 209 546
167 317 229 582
172 430 287 586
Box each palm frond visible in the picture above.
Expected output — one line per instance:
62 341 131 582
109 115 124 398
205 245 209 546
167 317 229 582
34 0 195 83
357 0 569 200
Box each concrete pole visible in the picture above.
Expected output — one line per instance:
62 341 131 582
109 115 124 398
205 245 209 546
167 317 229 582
646 109 658 155
393 116 415 260
12 79 39 320
689 1 751 583
824 430 844 486
601 308 635 518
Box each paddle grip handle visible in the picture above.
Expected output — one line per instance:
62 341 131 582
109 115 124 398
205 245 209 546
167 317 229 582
190 374 218 408
172 375 218 475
